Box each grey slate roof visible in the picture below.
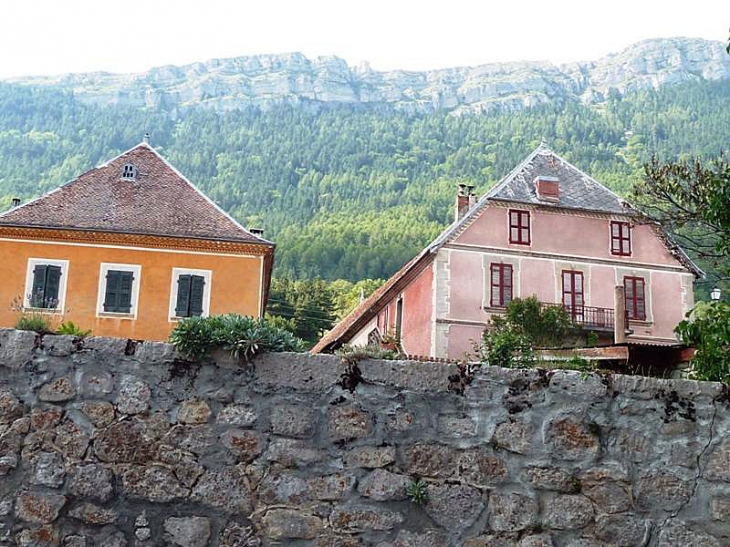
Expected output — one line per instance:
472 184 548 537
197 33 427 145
485 144 634 214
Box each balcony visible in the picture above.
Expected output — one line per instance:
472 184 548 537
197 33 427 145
547 303 625 331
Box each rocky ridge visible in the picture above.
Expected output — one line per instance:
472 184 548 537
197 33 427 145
6 37 730 114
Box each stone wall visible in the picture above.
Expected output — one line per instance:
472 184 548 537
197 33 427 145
0 328 728 547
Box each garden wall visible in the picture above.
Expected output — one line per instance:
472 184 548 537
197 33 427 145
0 328 728 546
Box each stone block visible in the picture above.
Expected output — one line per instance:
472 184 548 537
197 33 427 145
164 516 211 547
457 448 508 486
255 352 346 391
345 445 396 468
437 413 477 438
488 491 538 532
29 451 65 487
81 401 115 427
176 399 211 424
39 377 76 402
115 376 150 415
15 492 66 524
216 404 258 427
69 502 118 525
358 469 408 501
544 415 599 460
656 521 722 547
270 404 314 437
358 358 458 392
261 509 323 540
0 390 24 424
67 464 114 502
328 405 373 441
264 437 323 467
0 328 36 369
583 482 631 514
307 472 356 500
635 471 693 512
258 471 308 504
220 429 264 463
594 514 651 547
406 443 456 478
119 465 189 502
521 465 575 491
543 495 594 530
191 468 252 513
330 506 403 532
425 483 485 530
492 419 533 454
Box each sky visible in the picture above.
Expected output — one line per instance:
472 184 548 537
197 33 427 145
0 0 726 78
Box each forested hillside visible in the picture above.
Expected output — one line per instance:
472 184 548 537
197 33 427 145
1 80 729 287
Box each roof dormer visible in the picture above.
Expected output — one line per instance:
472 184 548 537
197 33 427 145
121 163 138 181
534 175 559 202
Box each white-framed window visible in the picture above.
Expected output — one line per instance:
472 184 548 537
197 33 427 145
23 258 70 313
96 263 142 318
169 268 212 320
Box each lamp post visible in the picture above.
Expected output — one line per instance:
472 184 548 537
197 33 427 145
710 287 722 302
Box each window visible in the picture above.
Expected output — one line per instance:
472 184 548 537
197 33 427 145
24 259 69 311
562 270 585 322
121 163 137 180
490 263 513 307
395 297 404 339
509 209 530 245
611 221 631 256
97 263 141 317
624 276 646 321
169 268 212 319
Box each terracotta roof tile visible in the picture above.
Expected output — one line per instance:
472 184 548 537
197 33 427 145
0 143 270 245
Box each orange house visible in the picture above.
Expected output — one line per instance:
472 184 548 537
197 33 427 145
0 139 274 340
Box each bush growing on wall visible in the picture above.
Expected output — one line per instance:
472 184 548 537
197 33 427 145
481 296 574 368
676 301 730 383
169 314 306 362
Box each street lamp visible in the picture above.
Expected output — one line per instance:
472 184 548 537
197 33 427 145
710 287 722 302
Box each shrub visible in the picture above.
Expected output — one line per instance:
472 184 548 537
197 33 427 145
481 296 574 368
169 314 306 362
676 301 730 383
57 321 92 337
406 478 428 505
14 313 53 334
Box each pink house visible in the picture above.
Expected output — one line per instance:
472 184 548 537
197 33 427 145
313 145 701 359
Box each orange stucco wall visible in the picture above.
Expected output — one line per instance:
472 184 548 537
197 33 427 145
0 238 264 341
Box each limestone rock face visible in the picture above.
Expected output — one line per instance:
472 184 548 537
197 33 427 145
8 38 729 114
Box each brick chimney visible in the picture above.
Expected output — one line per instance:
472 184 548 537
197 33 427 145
534 176 560 202
455 184 469 222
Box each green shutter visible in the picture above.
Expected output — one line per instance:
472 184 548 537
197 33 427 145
189 275 205 317
30 265 48 307
175 274 192 317
104 270 134 313
103 271 120 312
117 271 134 313
44 266 62 309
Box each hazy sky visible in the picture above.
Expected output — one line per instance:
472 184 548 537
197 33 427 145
0 0 726 78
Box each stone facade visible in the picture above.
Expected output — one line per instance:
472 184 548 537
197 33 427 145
0 328 728 546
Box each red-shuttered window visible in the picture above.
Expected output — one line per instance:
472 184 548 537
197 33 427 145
509 210 531 245
490 263 513 307
624 276 646 321
611 221 632 255
562 270 585 322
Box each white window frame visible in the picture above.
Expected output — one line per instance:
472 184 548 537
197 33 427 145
96 263 142 319
23 258 70 314
168 268 212 321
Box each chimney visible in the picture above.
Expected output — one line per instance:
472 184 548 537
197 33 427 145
467 185 477 208
534 176 560 202
455 184 469 222
143 132 150 145
11 198 20 208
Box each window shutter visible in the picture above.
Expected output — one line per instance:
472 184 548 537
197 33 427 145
117 272 134 313
175 274 192 317
188 275 205 317
103 271 120 312
30 265 48 307
44 266 62 309
104 270 134 313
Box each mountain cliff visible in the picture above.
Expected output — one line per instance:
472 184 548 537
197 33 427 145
7 38 729 114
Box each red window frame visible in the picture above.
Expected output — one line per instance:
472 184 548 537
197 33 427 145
611 221 631 256
561 270 585 321
509 210 531 245
490 263 513 307
624 276 646 321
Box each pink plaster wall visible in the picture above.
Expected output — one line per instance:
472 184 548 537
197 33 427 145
519 258 555 303
643 272 686 340
447 323 485 360
448 251 486 321
589 266 616 309
376 263 434 356
456 205 684 267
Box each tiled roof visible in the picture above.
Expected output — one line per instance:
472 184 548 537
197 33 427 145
485 144 633 214
0 142 271 245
